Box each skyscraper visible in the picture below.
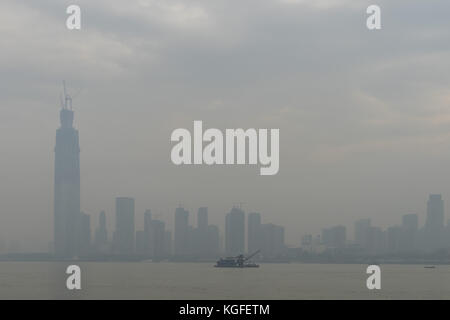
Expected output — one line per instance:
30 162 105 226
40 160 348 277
260 223 285 258
387 225 401 253
150 219 166 259
425 194 444 251
248 212 261 254
194 207 209 256
197 207 208 231
367 226 385 255
400 213 418 252
164 230 172 256
403 213 419 231
354 218 371 250
54 97 81 257
174 207 189 256
225 207 245 256
426 195 444 230
322 225 346 249
113 197 135 254
144 209 152 254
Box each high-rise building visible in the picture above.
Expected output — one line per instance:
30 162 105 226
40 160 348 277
368 227 387 255
198 207 208 231
354 218 371 250
367 226 385 255
192 207 211 256
248 212 261 254
225 207 245 256
187 226 195 254
150 219 165 258
164 230 172 256
174 207 189 256
425 195 444 251
260 223 285 258
95 211 108 252
113 197 135 254
135 230 146 254
144 210 152 254
426 195 444 228
144 210 152 233
322 225 346 249
387 226 401 253
400 213 418 252
403 213 419 231
54 99 81 257
301 234 313 252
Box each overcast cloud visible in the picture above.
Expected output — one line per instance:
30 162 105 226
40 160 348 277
1 0 450 251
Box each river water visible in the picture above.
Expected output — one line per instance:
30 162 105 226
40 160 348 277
0 262 449 299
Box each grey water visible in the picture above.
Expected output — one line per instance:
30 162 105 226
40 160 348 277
1 262 449 300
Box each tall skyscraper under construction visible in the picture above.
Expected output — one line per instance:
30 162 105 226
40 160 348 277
54 85 81 257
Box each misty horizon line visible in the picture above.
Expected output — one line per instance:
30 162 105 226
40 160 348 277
0 193 447 254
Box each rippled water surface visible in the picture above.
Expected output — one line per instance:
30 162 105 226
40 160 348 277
1 262 449 299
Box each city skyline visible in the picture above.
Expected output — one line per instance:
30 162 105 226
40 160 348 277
2 0 450 254
1 97 450 255
3 0 450 304
45 100 450 261
48 100 450 257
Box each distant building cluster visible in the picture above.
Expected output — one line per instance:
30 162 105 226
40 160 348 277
301 194 450 257
49 95 450 263
173 206 219 259
52 103 286 260
92 198 174 259
57 198 286 260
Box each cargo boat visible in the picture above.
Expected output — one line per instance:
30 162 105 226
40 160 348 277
215 250 260 268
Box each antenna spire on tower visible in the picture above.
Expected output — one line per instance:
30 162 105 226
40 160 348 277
62 80 73 110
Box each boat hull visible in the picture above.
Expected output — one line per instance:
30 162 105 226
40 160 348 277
214 265 259 268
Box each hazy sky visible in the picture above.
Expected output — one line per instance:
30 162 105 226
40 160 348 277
1 0 450 251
